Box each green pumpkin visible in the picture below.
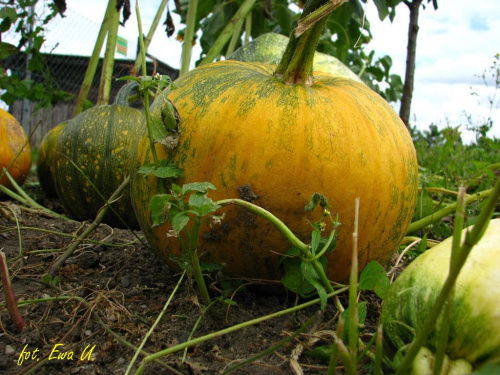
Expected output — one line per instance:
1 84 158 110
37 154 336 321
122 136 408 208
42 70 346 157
37 122 68 198
229 32 363 84
53 82 145 228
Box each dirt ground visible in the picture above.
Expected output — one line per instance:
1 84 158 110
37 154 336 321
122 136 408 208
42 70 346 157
0 182 383 375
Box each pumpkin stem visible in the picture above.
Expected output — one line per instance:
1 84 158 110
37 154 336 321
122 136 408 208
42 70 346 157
274 0 347 86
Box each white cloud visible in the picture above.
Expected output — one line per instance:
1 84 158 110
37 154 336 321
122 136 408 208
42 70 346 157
365 0 500 140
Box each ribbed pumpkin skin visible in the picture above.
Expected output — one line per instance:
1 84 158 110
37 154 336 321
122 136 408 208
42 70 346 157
37 122 67 198
54 105 144 228
381 219 500 368
130 60 418 282
0 108 32 191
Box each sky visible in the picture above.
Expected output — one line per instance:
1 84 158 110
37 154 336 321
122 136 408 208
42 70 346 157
6 0 500 142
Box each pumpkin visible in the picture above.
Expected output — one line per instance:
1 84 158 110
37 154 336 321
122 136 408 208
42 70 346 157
0 108 32 191
53 83 145 228
229 32 364 84
37 122 68 198
381 218 500 371
130 8 418 283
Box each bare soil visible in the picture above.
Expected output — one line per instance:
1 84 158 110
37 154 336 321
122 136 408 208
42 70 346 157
0 182 383 375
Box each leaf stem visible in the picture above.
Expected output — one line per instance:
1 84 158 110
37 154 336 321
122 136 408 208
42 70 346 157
180 0 198 75
134 286 349 373
406 187 493 234
216 198 336 296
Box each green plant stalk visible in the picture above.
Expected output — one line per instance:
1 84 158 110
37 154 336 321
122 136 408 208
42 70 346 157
185 217 211 305
132 0 169 75
374 325 383 375
348 198 360 366
433 187 466 375
274 0 324 77
135 2 160 169
295 0 348 37
97 0 120 105
244 12 252 44
217 198 335 295
133 286 349 374
199 0 256 66
225 17 244 57
327 317 343 375
0 203 22 256
334 330 357 375
182 299 216 363
0 252 26 331
180 0 198 76
48 175 131 276
395 177 500 375
72 0 114 116
125 270 186 375
224 314 316 374
0 169 68 220
406 187 493 234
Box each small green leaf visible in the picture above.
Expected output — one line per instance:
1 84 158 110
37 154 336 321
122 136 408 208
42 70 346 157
359 261 390 300
301 261 328 310
171 183 182 195
182 182 217 195
281 254 316 297
149 194 174 226
153 164 183 179
0 42 19 59
341 301 368 343
305 192 329 211
188 192 221 216
172 211 191 233
310 229 321 254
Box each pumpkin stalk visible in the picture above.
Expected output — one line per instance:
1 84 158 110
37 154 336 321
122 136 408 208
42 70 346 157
275 0 347 86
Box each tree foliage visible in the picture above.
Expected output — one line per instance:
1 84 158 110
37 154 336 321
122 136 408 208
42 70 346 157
172 0 409 102
0 0 67 107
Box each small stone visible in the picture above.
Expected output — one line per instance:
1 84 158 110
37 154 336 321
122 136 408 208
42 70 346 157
5 345 15 355
116 357 125 365
84 330 92 336
121 275 131 288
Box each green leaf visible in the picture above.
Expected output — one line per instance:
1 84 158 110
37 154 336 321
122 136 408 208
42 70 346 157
153 164 183 179
373 0 389 21
310 229 321 254
149 194 174 226
182 182 217 195
341 301 368 343
301 261 328 310
304 192 329 211
0 42 19 59
188 192 221 216
281 250 316 297
172 211 191 233
199 261 224 272
359 261 390 300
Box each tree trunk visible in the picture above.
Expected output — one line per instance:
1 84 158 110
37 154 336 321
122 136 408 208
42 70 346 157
399 0 423 128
